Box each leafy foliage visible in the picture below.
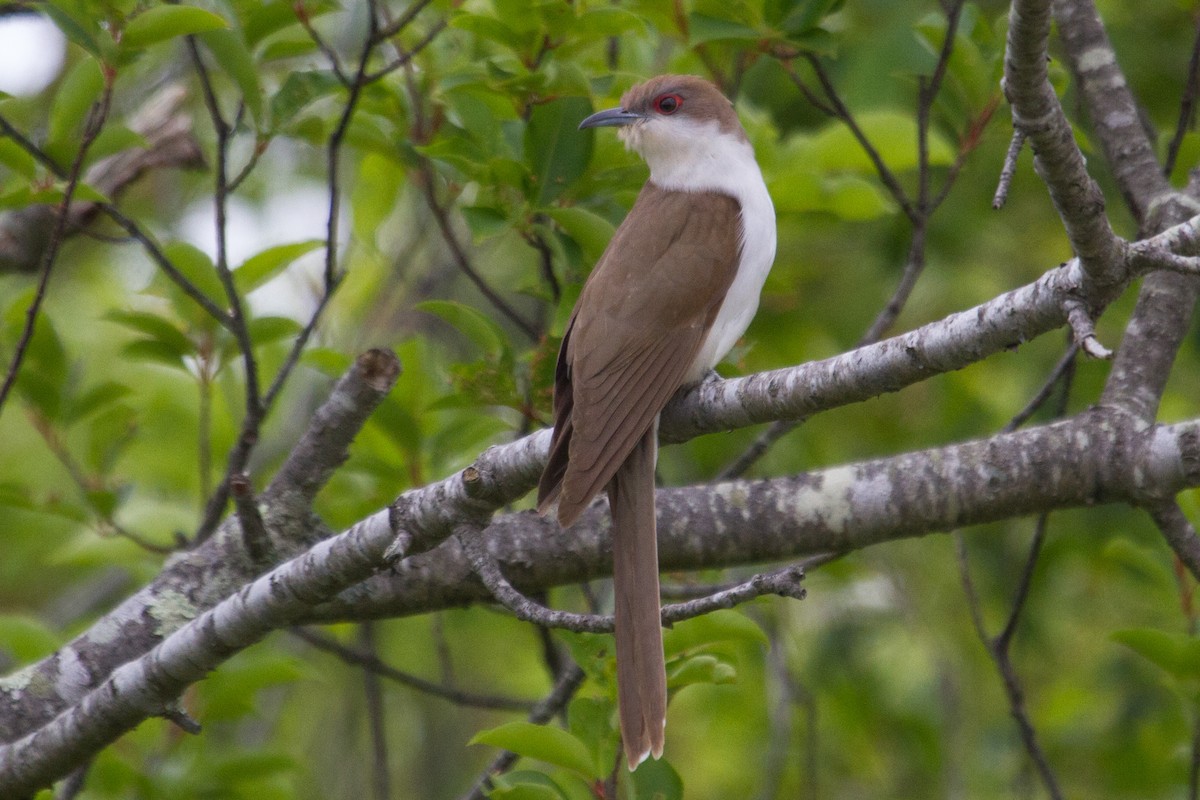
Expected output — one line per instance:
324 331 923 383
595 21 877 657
0 0 1198 798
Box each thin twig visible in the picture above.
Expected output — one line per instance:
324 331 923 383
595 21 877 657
1003 340 1078 433
799 55 919 223
994 130 1026 209
363 18 448 83
1165 14 1200 178
1062 295 1113 359
230 473 270 565
1150 503 1200 584
418 173 540 340
193 1 386 543
955 528 1064 800
0 76 114 419
28 411 175 555
372 0 436 42
459 524 806 632
951 320 1076 800
291 628 535 711
359 623 391 800
460 662 588 800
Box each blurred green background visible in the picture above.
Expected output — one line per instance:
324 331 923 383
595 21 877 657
1 0 1198 797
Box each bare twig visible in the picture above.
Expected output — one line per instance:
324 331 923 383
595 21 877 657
1149 502 1200 584
459 523 806 632
0 76 114 419
230 473 270 565
993 129 1026 209
418 173 540 340
28 411 175 555
1166 15 1200 179
193 1 385 543
290 628 534 711
956 525 1063 800
1061 296 1113 359
363 18 448 83
1003 340 1078 432
1005 0 1125 283
359 624 391 800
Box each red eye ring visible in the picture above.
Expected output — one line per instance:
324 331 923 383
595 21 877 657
653 93 683 115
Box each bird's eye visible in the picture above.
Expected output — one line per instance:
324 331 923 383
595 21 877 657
653 94 682 115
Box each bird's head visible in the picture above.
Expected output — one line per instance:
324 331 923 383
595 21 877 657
579 75 752 191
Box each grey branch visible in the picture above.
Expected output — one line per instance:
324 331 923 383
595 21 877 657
311 410 1200 625
1003 0 1123 284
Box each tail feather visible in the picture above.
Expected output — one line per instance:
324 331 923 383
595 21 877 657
606 423 666 767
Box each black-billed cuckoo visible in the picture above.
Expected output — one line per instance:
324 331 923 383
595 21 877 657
536 75 776 766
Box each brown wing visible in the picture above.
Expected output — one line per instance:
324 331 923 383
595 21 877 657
537 184 742 525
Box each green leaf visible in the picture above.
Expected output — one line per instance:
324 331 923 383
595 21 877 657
302 346 353 377
105 310 194 356
0 139 38 180
210 751 297 784
352 152 404 246
488 771 571 800
779 0 844 35
162 241 225 307
246 315 302 347
629 756 684 800
544 206 615 263
451 12 526 51
417 300 509 360
234 240 323 294
201 653 308 721
43 1 108 58
821 175 895 220
0 614 61 662
85 125 148 166
667 653 737 689
1112 628 1200 680
460 206 510 241
688 13 761 45
66 381 132 424
199 29 264 123
121 6 229 51
470 721 599 779
47 56 104 155
662 609 769 658
525 96 594 204
572 7 647 38
809 110 955 172
122 339 189 371
271 70 343 132
245 1 309 46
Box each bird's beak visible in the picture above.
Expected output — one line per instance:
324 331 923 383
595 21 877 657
579 106 645 130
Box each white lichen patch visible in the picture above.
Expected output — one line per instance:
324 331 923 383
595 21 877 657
55 648 92 701
784 466 855 532
0 663 36 695
1077 46 1116 73
148 589 199 637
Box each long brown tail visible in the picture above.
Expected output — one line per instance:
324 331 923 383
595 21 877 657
606 423 666 767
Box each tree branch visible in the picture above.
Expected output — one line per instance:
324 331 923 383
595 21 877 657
1004 0 1124 284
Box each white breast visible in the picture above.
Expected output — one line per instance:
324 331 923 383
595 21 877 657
629 118 776 382
690 173 775 381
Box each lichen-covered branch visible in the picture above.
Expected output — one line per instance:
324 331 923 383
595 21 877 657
312 410 1200 624
0 350 400 745
1003 0 1123 284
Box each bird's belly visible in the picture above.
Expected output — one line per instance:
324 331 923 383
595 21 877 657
686 201 776 382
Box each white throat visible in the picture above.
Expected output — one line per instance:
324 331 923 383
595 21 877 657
622 116 777 381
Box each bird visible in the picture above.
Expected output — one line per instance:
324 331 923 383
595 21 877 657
536 75 776 767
